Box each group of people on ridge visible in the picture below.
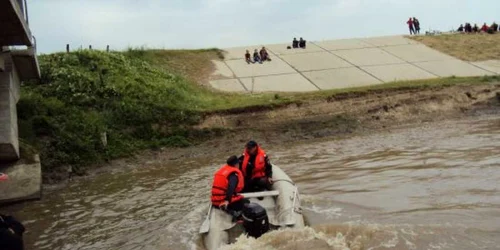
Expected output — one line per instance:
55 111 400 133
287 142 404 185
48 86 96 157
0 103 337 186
245 47 271 64
211 141 272 214
406 17 421 35
457 22 499 34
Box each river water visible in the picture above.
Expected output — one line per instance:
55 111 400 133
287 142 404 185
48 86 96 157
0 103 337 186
2 116 500 250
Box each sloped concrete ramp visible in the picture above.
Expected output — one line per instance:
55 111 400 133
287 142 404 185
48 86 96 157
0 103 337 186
241 74 318 92
210 35 497 93
472 60 500 74
0 155 42 204
303 68 382 90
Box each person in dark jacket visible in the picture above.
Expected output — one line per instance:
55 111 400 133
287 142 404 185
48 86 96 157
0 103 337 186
292 38 299 48
473 23 479 33
490 22 498 33
299 37 306 48
245 50 253 64
465 23 472 33
260 47 271 61
413 17 421 34
0 214 25 250
239 141 273 192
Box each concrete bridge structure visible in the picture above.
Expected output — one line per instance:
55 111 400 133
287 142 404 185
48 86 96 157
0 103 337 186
0 0 41 203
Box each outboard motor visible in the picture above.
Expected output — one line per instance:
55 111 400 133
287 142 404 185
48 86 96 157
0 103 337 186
241 203 270 238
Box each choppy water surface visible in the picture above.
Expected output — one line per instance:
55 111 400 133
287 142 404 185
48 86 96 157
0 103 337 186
3 116 500 250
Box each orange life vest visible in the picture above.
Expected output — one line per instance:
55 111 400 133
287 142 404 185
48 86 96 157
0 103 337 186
211 165 244 206
241 147 267 179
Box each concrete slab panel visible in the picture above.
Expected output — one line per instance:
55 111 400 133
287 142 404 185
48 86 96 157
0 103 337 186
383 44 455 62
265 43 324 55
0 157 42 204
225 57 296 78
211 60 234 79
472 60 500 74
280 52 353 71
333 48 405 66
240 74 318 92
362 64 437 82
313 39 374 51
303 68 382 90
222 46 253 60
360 36 418 47
415 60 495 77
210 79 247 92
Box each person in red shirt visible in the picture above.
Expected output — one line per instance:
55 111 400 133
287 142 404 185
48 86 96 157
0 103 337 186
481 23 489 32
407 17 415 35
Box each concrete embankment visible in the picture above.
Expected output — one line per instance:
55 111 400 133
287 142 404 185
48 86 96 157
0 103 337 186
210 35 499 93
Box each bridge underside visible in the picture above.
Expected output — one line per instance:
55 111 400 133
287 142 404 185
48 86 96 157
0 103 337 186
0 0 32 46
0 0 41 203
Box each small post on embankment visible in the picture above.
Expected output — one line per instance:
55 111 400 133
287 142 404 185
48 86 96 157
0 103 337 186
89 45 92 50
100 132 108 148
106 45 110 52
66 44 70 53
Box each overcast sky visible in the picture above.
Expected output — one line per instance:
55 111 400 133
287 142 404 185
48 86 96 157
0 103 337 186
28 0 499 53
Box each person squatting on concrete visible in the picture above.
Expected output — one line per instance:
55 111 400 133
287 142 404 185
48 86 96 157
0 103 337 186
259 47 271 62
253 49 262 64
245 50 253 64
299 38 306 48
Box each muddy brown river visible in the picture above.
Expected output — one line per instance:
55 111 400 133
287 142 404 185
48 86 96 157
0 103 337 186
2 116 500 250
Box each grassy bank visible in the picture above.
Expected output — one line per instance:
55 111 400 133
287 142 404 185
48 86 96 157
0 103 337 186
19 48 499 181
408 33 500 61
18 49 293 179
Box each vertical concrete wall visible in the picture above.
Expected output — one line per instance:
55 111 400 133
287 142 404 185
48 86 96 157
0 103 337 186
0 54 21 161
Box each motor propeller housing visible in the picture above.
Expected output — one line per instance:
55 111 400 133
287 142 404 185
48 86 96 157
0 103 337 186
241 203 270 238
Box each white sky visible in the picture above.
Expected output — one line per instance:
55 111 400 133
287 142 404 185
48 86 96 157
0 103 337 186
28 0 499 53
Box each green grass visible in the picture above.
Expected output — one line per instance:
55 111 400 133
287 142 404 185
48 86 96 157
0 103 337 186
19 48 499 178
408 33 500 62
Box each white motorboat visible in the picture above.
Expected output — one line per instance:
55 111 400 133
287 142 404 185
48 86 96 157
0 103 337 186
200 165 305 250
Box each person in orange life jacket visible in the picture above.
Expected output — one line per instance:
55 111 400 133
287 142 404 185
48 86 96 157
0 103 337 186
239 141 273 192
211 155 250 212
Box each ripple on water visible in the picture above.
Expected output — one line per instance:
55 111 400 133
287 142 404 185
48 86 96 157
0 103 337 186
2 117 500 249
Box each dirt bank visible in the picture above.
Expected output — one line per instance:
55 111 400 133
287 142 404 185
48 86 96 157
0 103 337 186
43 81 500 187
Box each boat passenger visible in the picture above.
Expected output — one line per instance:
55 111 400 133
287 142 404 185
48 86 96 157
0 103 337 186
211 156 249 213
239 141 273 192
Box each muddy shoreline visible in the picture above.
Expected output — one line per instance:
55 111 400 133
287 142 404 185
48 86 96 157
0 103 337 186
43 82 500 187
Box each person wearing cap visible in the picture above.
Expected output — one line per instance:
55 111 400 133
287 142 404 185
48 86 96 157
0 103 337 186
211 155 249 213
239 141 273 192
